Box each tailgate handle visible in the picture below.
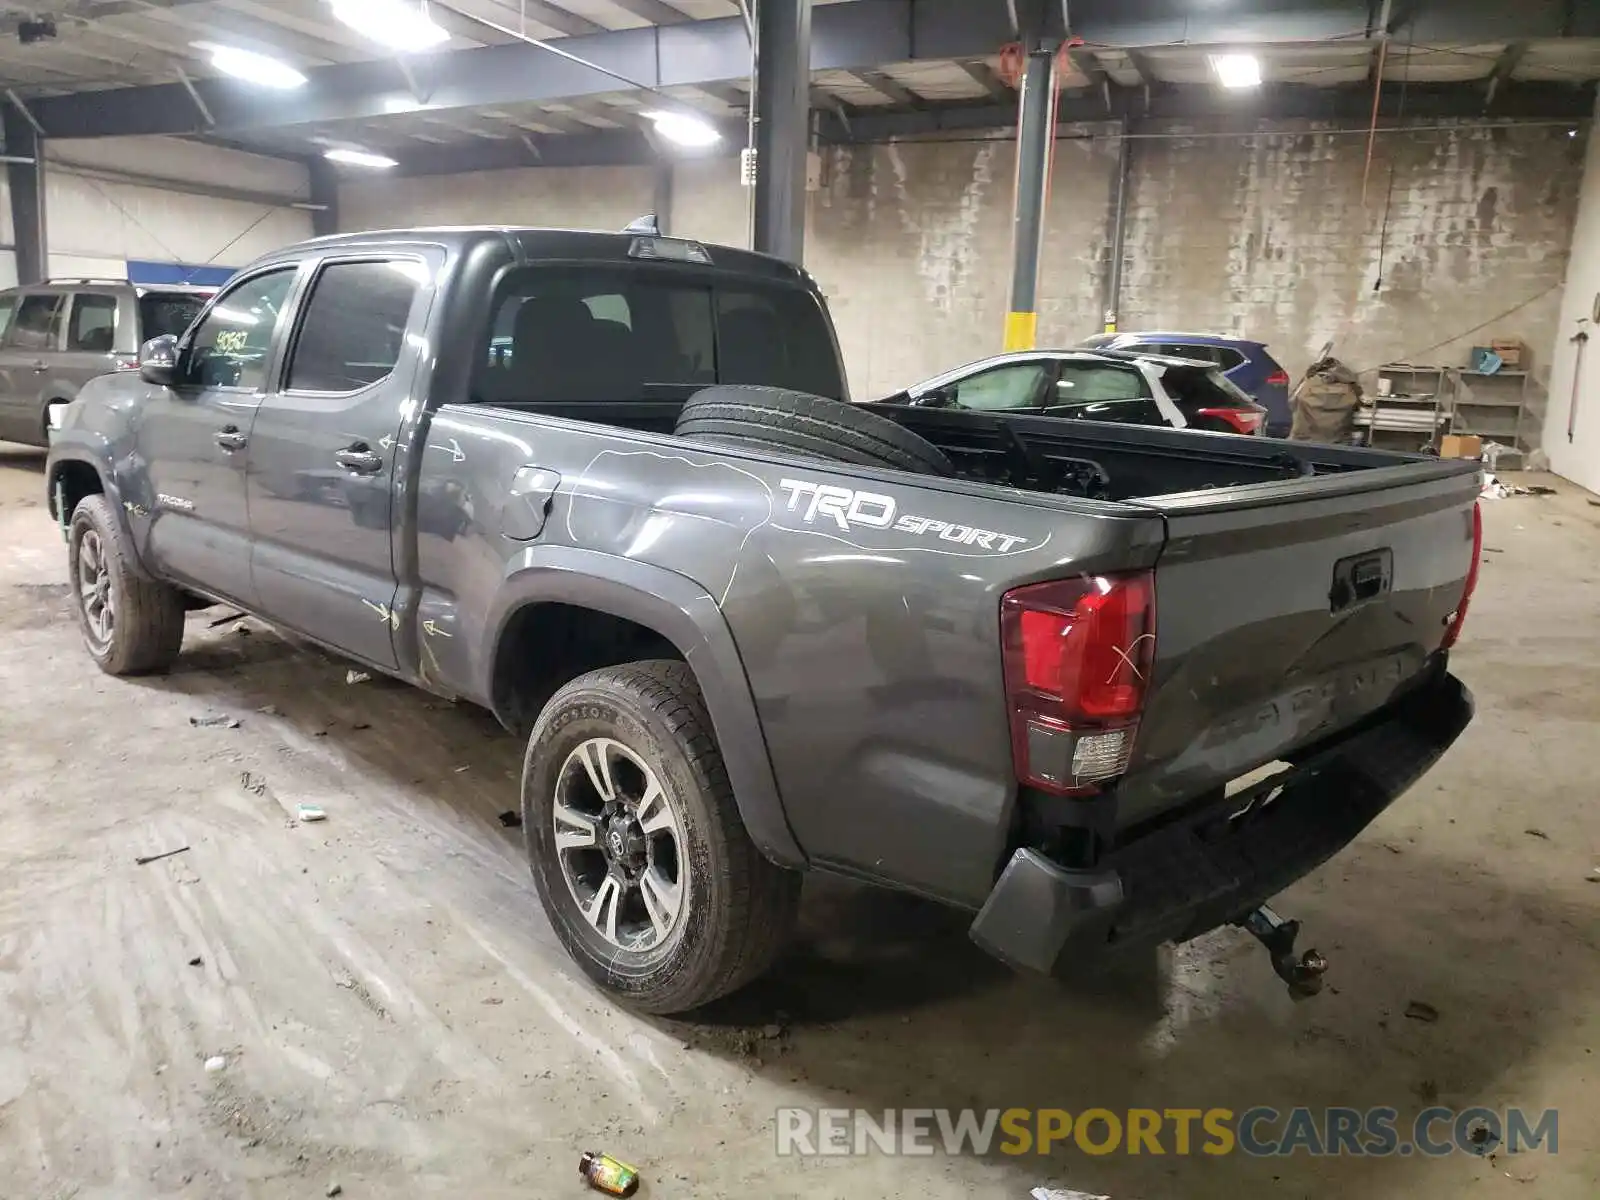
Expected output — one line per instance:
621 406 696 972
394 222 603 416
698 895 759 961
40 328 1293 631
1330 549 1393 614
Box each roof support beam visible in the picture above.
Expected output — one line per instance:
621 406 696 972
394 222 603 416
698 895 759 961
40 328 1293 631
24 1 1017 139
471 0 606 37
374 80 1596 178
819 80 1597 141
26 0 1600 144
606 0 694 23
845 69 924 108
1485 42 1531 109
956 59 1011 103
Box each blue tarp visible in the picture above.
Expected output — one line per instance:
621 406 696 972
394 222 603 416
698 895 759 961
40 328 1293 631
126 260 237 287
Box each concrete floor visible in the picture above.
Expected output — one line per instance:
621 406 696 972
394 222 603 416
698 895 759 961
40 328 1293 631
0 441 1595 1200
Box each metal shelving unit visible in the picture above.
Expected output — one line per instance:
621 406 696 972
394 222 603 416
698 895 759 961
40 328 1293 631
1449 368 1532 467
1357 364 1451 451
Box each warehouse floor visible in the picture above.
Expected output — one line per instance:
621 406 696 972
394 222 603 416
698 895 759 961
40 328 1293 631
0 442 1595 1200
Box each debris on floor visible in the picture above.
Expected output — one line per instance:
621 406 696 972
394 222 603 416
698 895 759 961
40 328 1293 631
1524 828 1550 840
346 669 371 685
297 803 328 823
1587 866 1600 883
1480 474 1558 500
206 610 246 628
1031 1188 1110 1200
239 771 268 797
134 846 190 866
496 810 522 828
257 704 280 715
189 712 240 729
203 1055 228 1073
188 956 203 967
578 1150 640 1197
325 1184 343 1198
1404 1000 1441 1023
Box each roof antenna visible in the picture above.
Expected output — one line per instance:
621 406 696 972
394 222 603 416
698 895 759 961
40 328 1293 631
623 214 661 235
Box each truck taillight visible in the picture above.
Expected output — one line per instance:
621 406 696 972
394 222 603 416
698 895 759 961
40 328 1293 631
1001 572 1155 795
1440 501 1483 651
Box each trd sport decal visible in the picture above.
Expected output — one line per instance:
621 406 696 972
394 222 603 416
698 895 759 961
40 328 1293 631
777 478 1036 554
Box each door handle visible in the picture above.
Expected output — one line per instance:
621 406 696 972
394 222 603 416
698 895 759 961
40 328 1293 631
215 427 247 451
335 445 384 475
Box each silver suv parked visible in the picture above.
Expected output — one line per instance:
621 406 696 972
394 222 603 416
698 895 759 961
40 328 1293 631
0 278 213 446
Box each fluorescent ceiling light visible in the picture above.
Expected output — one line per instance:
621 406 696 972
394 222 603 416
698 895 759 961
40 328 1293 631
324 147 399 168
1210 53 1262 89
208 44 307 89
331 0 449 53
643 110 721 148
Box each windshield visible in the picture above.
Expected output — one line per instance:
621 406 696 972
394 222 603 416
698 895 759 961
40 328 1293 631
138 292 209 340
474 266 845 406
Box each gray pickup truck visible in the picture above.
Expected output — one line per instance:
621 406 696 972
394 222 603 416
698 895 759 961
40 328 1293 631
46 223 1479 1013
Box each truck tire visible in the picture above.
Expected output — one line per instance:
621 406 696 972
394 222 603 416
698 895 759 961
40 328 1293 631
676 385 955 476
522 659 800 1013
67 495 186 675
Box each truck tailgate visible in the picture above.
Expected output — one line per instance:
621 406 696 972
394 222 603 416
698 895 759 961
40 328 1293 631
1116 460 1481 829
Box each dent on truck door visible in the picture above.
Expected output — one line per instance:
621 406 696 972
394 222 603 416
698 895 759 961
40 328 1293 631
137 267 298 601
247 254 434 671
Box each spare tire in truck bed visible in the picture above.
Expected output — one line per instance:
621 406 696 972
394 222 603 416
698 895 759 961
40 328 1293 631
675 385 955 477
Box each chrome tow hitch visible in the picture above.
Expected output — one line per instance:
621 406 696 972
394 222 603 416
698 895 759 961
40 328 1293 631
1235 904 1328 999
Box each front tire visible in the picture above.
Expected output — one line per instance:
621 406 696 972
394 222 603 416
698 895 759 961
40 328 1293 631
522 660 800 1013
68 495 186 675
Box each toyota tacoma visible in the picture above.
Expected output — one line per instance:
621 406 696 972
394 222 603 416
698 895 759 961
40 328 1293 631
46 223 1478 1013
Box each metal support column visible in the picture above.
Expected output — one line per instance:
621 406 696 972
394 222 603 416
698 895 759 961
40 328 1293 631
307 155 339 238
3 107 45 284
653 159 674 235
751 0 811 263
1004 41 1060 351
1100 121 1133 334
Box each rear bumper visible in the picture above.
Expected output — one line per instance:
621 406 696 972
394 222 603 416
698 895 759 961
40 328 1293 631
969 669 1473 975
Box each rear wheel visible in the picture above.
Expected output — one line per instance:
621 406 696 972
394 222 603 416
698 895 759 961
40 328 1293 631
68 495 186 675
522 660 800 1013
675 385 955 476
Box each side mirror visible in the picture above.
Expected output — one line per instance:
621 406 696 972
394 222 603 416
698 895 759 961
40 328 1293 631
138 335 179 386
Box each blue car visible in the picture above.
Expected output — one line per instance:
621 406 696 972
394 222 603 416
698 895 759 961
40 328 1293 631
1082 331 1293 437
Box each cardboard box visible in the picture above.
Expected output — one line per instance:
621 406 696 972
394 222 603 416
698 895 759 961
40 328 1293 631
1490 338 1526 366
1440 434 1483 460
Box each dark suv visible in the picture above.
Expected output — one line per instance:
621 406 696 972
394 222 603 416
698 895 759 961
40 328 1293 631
0 279 213 446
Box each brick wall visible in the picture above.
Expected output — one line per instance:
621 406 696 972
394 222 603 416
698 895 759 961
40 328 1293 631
1119 120 1585 410
341 118 1587 426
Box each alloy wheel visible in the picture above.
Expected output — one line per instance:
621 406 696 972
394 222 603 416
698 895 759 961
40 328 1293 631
552 737 687 952
76 528 113 652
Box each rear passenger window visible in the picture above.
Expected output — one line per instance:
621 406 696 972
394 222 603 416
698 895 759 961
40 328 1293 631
8 293 64 350
68 294 118 352
0 294 17 340
1054 364 1151 403
1213 347 1247 370
286 259 425 393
